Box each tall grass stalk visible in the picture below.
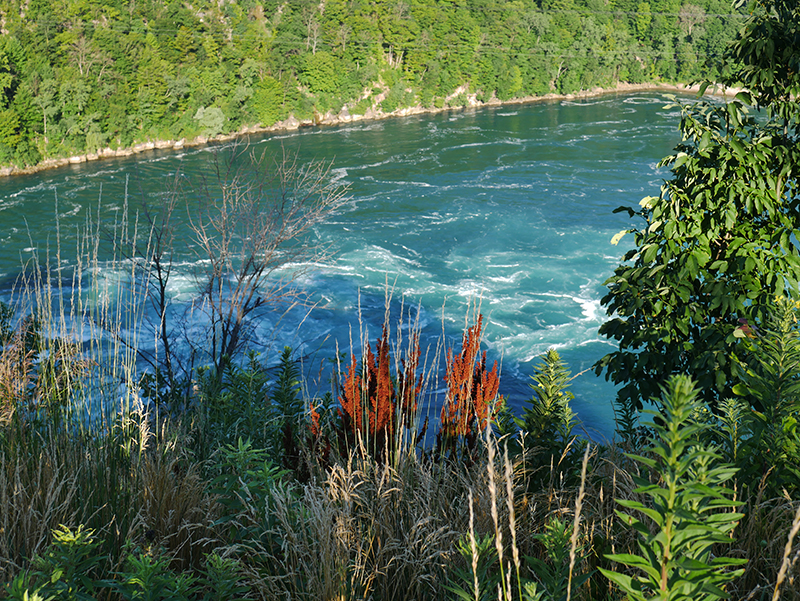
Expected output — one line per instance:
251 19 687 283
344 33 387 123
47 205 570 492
504 447 522 601
773 503 800 601
469 489 480 601
566 444 590 601
486 429 508 599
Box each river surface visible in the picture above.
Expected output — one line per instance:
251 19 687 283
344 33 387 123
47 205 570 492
0 92 687 439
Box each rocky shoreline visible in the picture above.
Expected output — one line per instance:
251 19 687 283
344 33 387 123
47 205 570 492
0 81 737 178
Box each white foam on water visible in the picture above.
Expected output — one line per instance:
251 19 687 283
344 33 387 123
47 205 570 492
60 182 96 199
579 337 616 347
485 316 512 331
486 271 526 284
330 167 349 185
392 180 435 188
363 245 422 268
0 197 22 210
58 203 83 219
594 120 634 126
398 244 422 258
474 181 534 191
354 157 397 170
417 212 460 225
571 295 602 321
454 280 490 297
561 98 615 107
402 284 439 296
164 273 199 299
5 180 58 198
622 96 664 105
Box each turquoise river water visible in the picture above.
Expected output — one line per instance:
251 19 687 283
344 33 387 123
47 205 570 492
0 92 689 439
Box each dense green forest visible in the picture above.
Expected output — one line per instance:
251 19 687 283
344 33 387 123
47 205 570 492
0 0 742 168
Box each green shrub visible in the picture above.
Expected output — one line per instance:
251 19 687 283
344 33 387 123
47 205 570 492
196 553 249 601
4 525 106 601
109 546 194 601
515 349 582 489
527 517 584 601
730 296 800 496
600 376 746 601
381 81 415 113
447 531 501 601
209 437 289 548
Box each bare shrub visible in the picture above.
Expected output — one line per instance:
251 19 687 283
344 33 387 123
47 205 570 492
189 144 348 373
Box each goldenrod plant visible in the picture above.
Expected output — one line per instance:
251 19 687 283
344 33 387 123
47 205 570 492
600 376 746 600
731 296 800 497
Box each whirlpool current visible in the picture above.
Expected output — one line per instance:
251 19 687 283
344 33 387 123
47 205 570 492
0 92 689 439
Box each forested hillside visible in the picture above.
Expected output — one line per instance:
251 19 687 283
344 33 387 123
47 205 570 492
0 0 742 168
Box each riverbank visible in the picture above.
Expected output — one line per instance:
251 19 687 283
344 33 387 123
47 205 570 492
0 81 737 178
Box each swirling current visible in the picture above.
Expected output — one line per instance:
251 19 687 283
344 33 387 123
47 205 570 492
0 93 688 439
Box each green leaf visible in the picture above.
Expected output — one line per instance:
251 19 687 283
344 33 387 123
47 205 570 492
673 152 690 168
597 567 639 595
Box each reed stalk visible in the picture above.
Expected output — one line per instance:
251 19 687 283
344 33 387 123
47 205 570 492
773 503 800 601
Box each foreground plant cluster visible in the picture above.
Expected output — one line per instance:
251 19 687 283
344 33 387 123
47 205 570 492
1 0 800 599
1 288 800 600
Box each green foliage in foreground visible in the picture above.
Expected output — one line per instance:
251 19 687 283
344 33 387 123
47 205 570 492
727 296 800 496
597 0 800 413
0 0 742 168
1 327 799 600
601 376 746 601
3 527 248 601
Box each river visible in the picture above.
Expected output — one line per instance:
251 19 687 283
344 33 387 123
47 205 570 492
0 92 687 439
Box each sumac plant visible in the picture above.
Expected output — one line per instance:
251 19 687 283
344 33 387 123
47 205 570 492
337 319 424 464
437 314 502 462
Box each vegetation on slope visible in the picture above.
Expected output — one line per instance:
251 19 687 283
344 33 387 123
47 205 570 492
0 0 798 599
0 0 742 168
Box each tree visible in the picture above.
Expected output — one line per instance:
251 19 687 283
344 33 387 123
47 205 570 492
596 0 800 413
249 75 285 126
188 145 348 376
126 145 347 405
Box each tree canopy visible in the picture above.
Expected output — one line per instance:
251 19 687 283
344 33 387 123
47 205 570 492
596 0 800 411
0 0 744 168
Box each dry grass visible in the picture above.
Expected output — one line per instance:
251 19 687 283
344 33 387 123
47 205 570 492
0 449 81 580
138 443 218 571
732 494 800 601
1 405 799 601
235 450 467 601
